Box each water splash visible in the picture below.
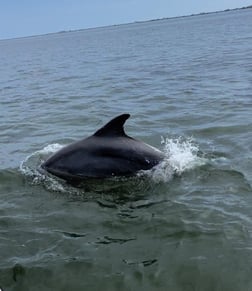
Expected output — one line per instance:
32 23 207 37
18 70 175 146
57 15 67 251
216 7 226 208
20 143 63 177
145 137 206 183
19 143 66 192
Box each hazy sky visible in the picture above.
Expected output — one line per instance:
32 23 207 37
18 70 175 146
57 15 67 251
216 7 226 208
0 0 251 39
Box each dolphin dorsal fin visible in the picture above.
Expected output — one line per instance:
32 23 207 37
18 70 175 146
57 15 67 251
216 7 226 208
94 114 130 137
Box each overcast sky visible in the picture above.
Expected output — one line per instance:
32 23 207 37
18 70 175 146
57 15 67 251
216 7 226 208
0 0 251 39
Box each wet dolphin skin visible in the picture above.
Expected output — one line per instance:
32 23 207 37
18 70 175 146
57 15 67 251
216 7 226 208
41 114 164 181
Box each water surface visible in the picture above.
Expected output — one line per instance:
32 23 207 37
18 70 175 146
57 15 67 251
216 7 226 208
0 9 252 291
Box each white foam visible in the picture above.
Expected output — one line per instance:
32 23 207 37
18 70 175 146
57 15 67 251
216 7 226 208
145 137 206 183
38 143 64 155
20 143 63 175
19 143 67 192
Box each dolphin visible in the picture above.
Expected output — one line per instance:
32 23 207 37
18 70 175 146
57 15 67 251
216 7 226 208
41 114 164 182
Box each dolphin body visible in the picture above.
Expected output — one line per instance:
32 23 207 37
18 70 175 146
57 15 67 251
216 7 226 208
41 114 164 182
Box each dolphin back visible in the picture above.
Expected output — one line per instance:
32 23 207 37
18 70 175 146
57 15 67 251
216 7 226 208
41 114 164 181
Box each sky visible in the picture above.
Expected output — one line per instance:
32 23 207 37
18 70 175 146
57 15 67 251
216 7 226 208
0 0 251 39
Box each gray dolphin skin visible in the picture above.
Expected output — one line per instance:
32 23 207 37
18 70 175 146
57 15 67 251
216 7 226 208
41 114 164 182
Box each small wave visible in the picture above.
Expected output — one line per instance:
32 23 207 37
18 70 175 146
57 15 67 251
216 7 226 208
144 137 206 183
19 143 66 192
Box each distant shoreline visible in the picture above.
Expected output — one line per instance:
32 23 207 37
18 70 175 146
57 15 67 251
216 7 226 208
134 5 252 24
1 5 252 41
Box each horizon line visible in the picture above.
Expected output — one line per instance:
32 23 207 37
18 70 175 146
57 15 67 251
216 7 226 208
1 5 251 41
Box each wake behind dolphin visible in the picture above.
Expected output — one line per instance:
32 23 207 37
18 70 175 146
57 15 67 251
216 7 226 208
41 114 164 182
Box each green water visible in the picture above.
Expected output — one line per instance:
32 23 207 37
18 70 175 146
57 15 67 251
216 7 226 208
0 9 252 291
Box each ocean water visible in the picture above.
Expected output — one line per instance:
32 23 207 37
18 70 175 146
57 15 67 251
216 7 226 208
0 8 252 291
